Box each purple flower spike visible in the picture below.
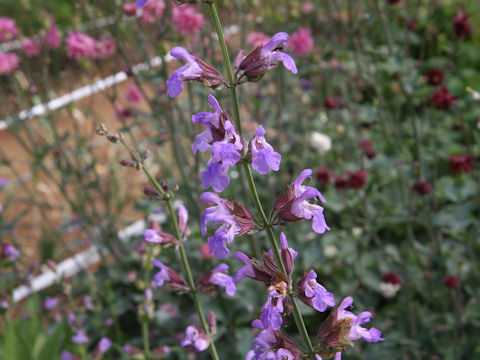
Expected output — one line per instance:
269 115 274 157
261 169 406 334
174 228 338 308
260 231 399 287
167 47 223 98
251 125 282 174
136 0 148 6
297 270 335 312
98 337 112 354
275 169 330 234
72 330 89 345
209 263 236 296
181 326 210 351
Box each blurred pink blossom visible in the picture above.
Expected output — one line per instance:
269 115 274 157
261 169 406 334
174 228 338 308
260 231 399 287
172 5 206 35
301 1 315 13
140 0 165 24
21 38 40 57
288 28 314 56
0 17 19 42
247 32 270 47
45 21 62 49
125 84 144 103
66 32 96 59
0 52 19 75
93 38 116 59
123 3 138 16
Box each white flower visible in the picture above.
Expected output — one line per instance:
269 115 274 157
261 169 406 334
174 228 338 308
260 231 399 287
309 131 331 154
323 244 338 258
379 282 401 298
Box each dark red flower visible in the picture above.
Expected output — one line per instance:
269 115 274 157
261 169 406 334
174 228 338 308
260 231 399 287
334 176 348 191
315 167 331 184
430 86 457 110
424 68 444 86
357 140 376 159
452 12 472 38
412 181 434 195
346 170 367 189
407 20 418 32
387 0 401 4
324 96 345 109
382 272 401 285
443 275 459 289
449 155 474 175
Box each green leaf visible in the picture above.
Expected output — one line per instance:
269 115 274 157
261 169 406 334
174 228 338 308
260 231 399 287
36 320 66 360
3 318 34 360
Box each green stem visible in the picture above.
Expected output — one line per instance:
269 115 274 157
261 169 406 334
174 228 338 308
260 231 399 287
142 320 151 359
119 139 219 360
207 3 314 354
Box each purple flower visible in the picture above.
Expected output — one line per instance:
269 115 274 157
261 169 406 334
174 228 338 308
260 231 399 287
142 229 176 246
318 297 384 355
151 259 187 291
1 244 20 261
43 296 59 310
0 177 10 187
200 160 231 193
238 33 298 82
249 328 300 359
98 337 112 354
274 169 329 234
209 263 236 296
297 270 335 312
252 284 287 331
83 295 93 310
181 326 210 351
234 252 256 282
261 33 298 73
178 204 190 236
167 47 223 97
72 330 89 344
193 95 243 192
136 0 149 6
60 351 76 360
251 125 281 174
200 192 255 258
151 259 171 288
336 297 384 342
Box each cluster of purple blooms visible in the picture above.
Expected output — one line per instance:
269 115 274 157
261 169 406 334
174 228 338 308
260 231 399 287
236 233 383 359
130 9 385 356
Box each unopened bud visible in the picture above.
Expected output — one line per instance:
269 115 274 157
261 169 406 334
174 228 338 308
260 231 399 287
161 181 169 192
208 311 217 333
107 134 120 143
96 123 108 136
119 159 142 169
143 187 161 197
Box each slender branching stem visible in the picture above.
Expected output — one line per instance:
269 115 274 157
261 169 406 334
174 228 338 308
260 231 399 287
207 3 315 354
119 139 220 360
